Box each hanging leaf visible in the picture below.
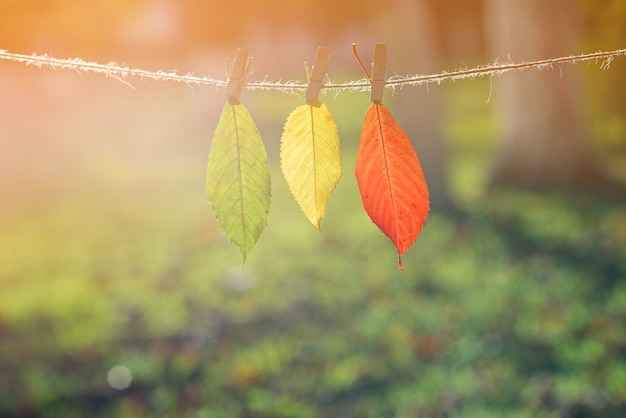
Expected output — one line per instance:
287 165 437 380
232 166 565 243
355 103 430 270
280 102 342 229
207 102 271 262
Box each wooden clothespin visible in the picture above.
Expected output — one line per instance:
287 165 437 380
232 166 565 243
225 49 251 105
370 43 387 104
305 46 331 105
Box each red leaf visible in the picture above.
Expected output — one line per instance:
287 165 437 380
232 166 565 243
355 103 430 270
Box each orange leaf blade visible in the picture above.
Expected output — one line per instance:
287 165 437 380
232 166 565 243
355 103 430 268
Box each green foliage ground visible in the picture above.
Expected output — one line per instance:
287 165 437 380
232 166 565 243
1 79 625 417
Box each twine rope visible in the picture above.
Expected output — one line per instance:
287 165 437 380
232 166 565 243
1 48 624 93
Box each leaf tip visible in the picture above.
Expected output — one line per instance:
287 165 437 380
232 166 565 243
239 247 249 265
311 216 322 231
397 250 403 271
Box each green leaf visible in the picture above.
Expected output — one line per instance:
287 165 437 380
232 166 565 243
207 102 271 261
280 102 342 229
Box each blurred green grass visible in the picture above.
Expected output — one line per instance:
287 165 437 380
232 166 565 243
1 78 626 417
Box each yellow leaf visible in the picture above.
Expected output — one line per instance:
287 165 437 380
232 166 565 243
280 102 342 229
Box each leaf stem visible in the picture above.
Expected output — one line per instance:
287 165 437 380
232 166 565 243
352 43 372 82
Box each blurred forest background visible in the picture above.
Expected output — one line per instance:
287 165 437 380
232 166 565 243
1 0 626 417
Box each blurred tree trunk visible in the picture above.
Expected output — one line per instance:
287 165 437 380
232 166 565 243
483 0 614 191
378 0 455 212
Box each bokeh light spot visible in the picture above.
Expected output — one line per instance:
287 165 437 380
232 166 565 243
107 365 132 390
